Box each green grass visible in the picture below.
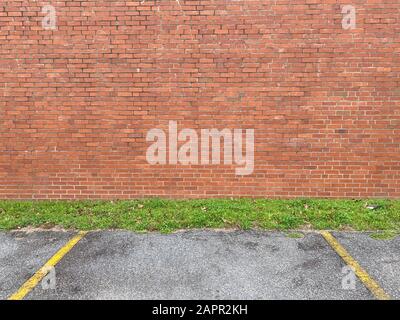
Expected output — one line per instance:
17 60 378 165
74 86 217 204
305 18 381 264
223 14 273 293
0 199 399 233
286 232 305 239
369 231 399 240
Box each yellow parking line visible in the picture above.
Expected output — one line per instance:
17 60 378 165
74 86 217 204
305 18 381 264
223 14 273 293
321 231 391 300
8 231 87 300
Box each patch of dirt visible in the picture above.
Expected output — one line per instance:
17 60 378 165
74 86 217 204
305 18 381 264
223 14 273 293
12 225 72 233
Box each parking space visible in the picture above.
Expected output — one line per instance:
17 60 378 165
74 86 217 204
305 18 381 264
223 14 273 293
1 229 397 300
0 230 74 299
22 230 372 300
332 232 400 299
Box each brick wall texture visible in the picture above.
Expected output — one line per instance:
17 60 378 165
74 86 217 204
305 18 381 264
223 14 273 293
0 0 399 199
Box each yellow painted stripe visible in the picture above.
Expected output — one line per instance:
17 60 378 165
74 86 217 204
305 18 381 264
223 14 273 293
8 231 87 300
321 231 391 300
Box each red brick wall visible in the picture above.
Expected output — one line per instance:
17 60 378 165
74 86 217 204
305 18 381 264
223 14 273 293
0 0 399 199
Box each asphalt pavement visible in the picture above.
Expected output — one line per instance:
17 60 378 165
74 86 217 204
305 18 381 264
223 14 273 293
1 230 398 300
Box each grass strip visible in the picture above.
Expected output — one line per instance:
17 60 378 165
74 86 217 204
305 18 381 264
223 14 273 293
0 198 399 233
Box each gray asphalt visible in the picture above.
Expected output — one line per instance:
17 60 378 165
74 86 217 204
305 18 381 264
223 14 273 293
333 232 400 299
0 230 74 299
0 230 397 300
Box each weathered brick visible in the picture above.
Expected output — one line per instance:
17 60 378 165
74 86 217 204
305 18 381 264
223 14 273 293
0 1 399 199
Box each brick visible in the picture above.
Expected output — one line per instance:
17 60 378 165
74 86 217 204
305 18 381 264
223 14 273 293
0 1 399 199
